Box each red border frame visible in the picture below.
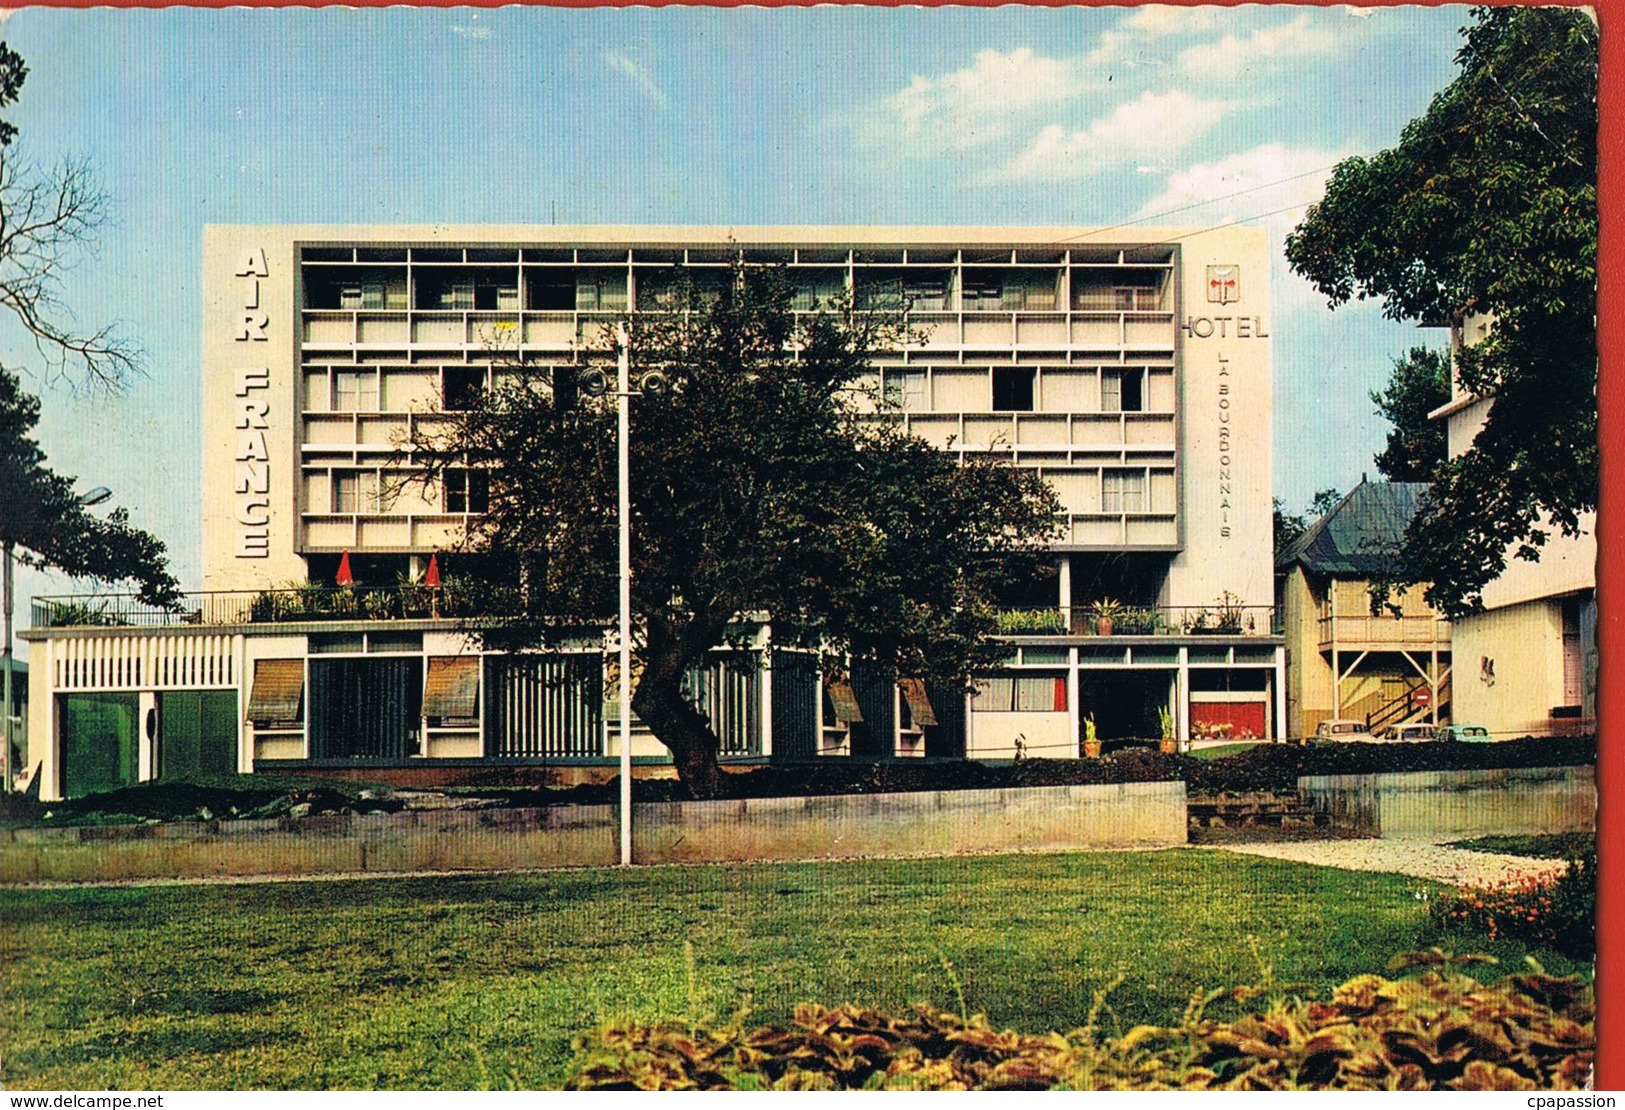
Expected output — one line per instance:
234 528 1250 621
3 0 1617 1088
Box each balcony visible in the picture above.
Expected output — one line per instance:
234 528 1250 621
1316 613 1451 652
996 604 1278 638
28 587 541 631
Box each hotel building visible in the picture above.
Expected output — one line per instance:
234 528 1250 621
23 226 1280 799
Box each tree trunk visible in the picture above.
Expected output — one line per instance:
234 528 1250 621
633 677 725 799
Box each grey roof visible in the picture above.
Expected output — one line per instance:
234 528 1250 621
1276 480 1430 576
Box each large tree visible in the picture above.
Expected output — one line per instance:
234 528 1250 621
1369 346 1451 483
1 365 179 606
0 40 140 390
1285 6 1596 616
0 46 175 606
412 262 1060 795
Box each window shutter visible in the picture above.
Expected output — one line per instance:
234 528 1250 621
247 659 305 726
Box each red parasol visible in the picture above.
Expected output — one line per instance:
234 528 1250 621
335 551 354 587
425 553 442 588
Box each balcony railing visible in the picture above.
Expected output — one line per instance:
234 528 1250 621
31 591 1278 639
29 586 519 630
1317 614 1451 650
995 604 1278 638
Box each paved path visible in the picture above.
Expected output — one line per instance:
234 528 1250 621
1199 837 1570 888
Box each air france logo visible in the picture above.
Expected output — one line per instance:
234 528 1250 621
1206 265 1239 305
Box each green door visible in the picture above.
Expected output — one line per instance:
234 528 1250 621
158 690 240 779
59 693 139 799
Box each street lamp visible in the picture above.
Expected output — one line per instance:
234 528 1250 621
4 486 114 793
616 324 632 867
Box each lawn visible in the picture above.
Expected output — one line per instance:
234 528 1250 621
1446 833 1595 860
0 850 1592 1090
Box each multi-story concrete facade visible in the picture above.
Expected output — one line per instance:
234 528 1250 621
24 226 1280 799
1427 313 1598 738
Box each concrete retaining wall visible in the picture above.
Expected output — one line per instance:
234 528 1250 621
1297 765 1595 839
1 780 1186 884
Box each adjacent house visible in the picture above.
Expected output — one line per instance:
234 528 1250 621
1425 313 1597 738
22 225 1282 799
1275 479 1452 738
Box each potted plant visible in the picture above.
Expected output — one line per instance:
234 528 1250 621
1083 713 1101 758
1089 597 1124 636
1213 591 1245 634
1158 706 1178 754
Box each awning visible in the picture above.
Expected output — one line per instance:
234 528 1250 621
246 659 304 725
899 678 937 727
424 656 480 720
825 677 863 724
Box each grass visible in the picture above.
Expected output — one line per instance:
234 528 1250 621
1446 833 1596 859
1187 742 1264 762
0 850 1591 1090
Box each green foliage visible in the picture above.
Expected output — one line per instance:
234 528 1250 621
0 367 179 607
1430 851 1596 959
38 598 125 627
995 607 1068 635
1447 833 1594 860
1285 7 1597 615
1370 347 1451 482
567 953 1593 1090
411 257 1061 794
1273 488 1342 556
0 41 25 147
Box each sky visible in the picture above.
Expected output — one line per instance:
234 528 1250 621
2 2 1477 646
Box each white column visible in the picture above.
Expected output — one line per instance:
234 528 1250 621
1067 648 1080 757
1057 555 1072 627
1274 645 1288 741
1177 646 1191 747
137 691 158 782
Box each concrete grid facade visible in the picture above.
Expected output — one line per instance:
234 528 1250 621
24 225 1282 799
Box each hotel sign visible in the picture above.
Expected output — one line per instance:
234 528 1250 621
233 248 271 558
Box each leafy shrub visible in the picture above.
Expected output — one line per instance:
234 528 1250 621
567 951 1592 1090
1431 851 1596 959
995 608 1069 635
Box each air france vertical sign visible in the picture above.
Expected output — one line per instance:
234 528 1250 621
234 248 271 558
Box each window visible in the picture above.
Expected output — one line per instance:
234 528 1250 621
442 367 487 411
445 469 490 514
440 282 476 311
332 470 379 513
883 370 927 410
902 278 947 311
974 675 1067 712
424 657 480 724
1101 369 1144 413
246 659 304 728
1102 470 1147 513
962 279 1002 309
332 371 378 412
992 367 1035 412
1114 286 1160 311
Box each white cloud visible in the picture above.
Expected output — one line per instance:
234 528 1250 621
879 48 1096 151
1175 13 1341 80
1120 6 1229 38
1131 144 1352 310
602 51 667 109
995 90 1233 182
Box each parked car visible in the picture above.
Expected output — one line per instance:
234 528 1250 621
1374 723 1436 743
1435 724 1494 742
1313 719 1379 743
